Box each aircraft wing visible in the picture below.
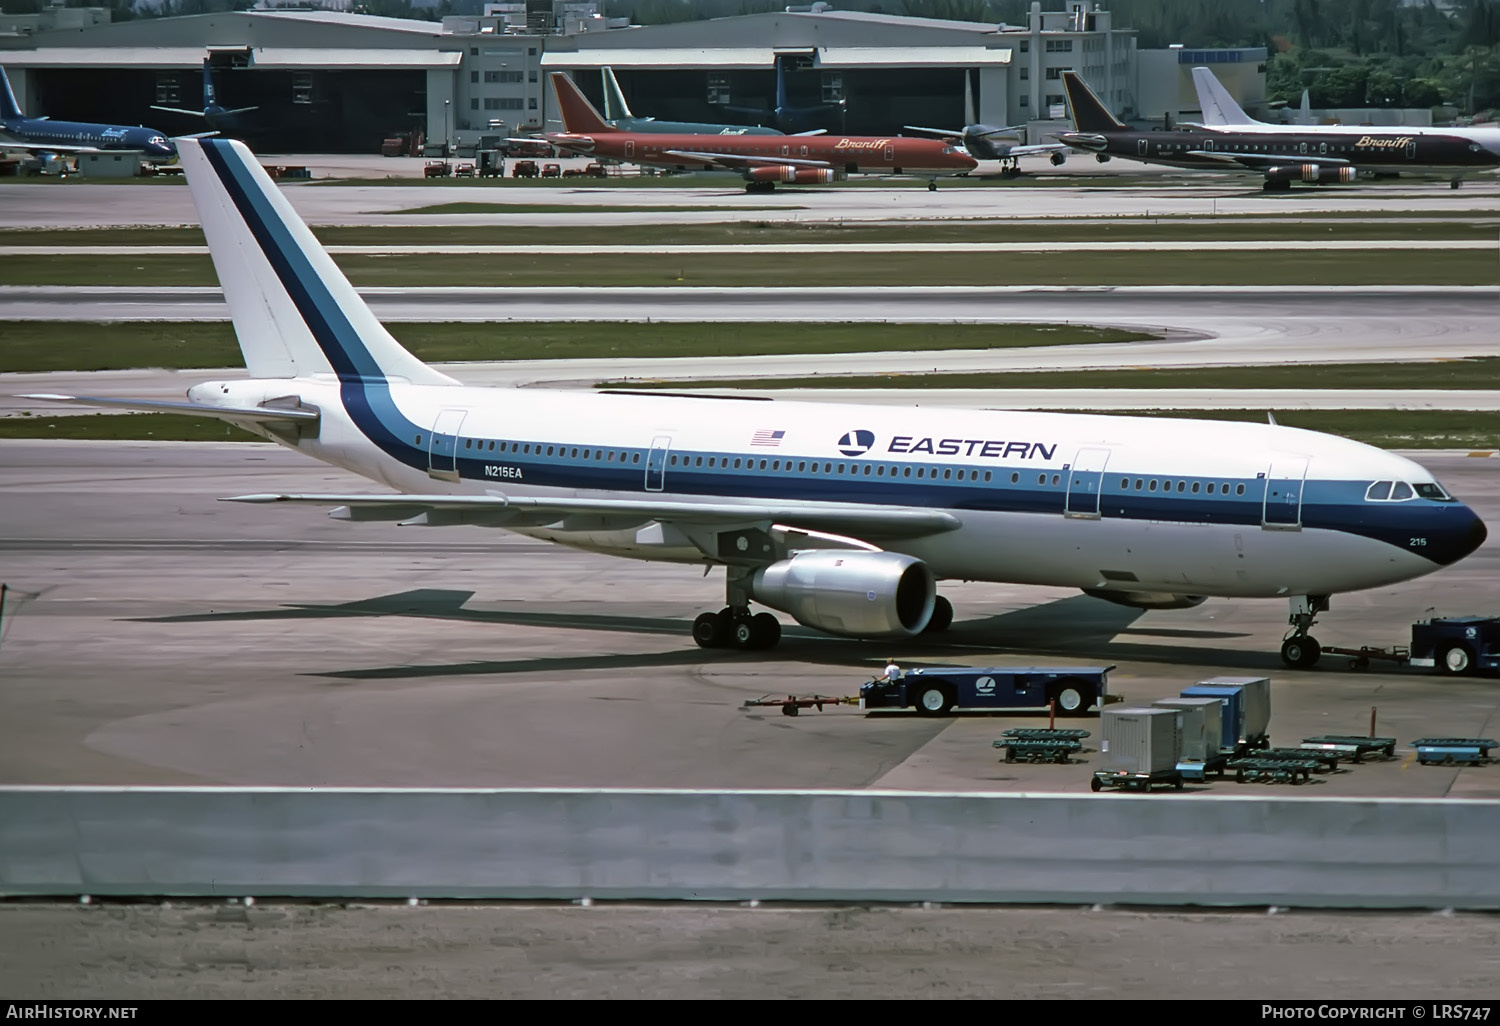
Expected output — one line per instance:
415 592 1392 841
660 149 832 170
903 125 961 139
0 138 99 154
1006 142 1071 157
20 393 318 427
791 129 827 136
1187 150 1352 169
225 491 961 541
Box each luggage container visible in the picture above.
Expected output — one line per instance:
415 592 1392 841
1099 706 1181 775
1195 676 1270 741
1092 707 1183 792
1181 679 1271 753
1152 697 1227 780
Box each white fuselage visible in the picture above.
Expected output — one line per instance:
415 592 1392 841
197 376 1480 601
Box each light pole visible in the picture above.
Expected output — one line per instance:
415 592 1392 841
444 98 451 160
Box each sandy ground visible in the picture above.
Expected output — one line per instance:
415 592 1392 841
2 902 1498 1000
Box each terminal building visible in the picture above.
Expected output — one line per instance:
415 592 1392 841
0 2 1261 157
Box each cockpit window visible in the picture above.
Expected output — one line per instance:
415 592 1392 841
1414 483 1453 501
1390 482 1414 501
1365 481 1393 501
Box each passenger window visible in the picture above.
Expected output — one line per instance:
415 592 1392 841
1207 483 1215 494
1120 478 1129 488
984 471 992 482
903 467 912 478
695 456 703 467
759 459 768 470
917 468 926 478
1235 484 1245 495
1038 474 1046 485
944 469 952 480
1177 482 1185 493
1051 474 1060 486
1191 482 1200 493
1135 479 1143 490
1012 473 1020 484
1148 480 1157 492
633 453 641 464
1365 481 1393 501
1390 482 1414 501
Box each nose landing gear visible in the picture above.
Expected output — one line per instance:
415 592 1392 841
1281 594 1330 668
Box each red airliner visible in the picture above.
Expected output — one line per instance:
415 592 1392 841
545 72 978 192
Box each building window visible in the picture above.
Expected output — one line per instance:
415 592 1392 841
1045 67 1063 79
528 97 537 109
822 71 843 102
528 47 536 56
292 72 313 105
1020 39 1029 52
707 72 730 105
485 70 523 84
1046 94 1064 107
1018 94 1028 105
1046 39 1073 52
470 98 478 110
470 47 478 56
485 97 524 111
470 71 478 83
155 75 180 105
528 70 538 83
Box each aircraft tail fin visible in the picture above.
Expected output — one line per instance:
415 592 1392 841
203 59 217 109
1191 66 1259 127
1060 71 1125 132
600 66 631 122
1297 89 1312 126
178 137 456 386
549 72 616 134
0 67 24 120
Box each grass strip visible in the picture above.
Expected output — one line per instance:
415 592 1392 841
1 220 1491 248
4 408 1491 450
606 358 1500 392
0 321 1150 374
1 248 1492 287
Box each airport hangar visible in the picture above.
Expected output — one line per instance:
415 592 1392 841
0 1 1261 157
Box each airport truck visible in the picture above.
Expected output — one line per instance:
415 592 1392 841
1408 616 1500 676
859 665 1115 717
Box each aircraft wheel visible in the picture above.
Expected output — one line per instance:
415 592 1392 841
923 595 953 634
1050 681 1093 717
927 180 937 191
1451 179 1462 190
750 612 782 650
1281 636 1322 669
692 611 730 649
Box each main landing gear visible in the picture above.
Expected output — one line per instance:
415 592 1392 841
1281 594 1330 669
927 179 938 191
692 607 782 650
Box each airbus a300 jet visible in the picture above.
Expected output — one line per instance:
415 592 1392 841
25 138 1488 670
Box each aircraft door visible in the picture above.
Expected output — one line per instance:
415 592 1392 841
645 435 671 492
1405 139 1416 160
1137 138 1148 157
428 408 467 483
883 144 894 161
625 140 634 159
1261 455 1309 529
1064 447 1112 519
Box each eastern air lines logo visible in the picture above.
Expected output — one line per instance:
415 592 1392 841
838 429 875 457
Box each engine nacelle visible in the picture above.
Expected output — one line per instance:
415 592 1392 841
750 550 935 638
747 165 837 184
1266 164 1357 184
1082 588 1208 611
1050 151 1067 166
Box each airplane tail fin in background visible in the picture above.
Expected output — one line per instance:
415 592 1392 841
1297 89 1313 126
549 72 617 134
1060 71 1126 132
0 67 25 120
1191 66 1260 127
178 137 456 386
600 66 631 122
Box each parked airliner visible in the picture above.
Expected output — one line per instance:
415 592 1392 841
24 138 1487 670
1 66 177 161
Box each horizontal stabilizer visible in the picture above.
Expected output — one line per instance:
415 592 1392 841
224 492 962 540
21 393 319 424
663 149 832 170
151 105 207 118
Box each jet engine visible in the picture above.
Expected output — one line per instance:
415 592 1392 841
1082 588 1208 610
1267 164 1358 184
750 550 936 638
1050 151 1067 166
746 165 837 184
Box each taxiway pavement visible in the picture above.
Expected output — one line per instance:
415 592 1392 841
2 441 1495 800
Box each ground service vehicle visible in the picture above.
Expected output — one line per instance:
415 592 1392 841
859 666 1114 717
1410 616 1500 676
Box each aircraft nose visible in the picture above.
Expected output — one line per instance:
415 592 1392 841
1429 504 1488 566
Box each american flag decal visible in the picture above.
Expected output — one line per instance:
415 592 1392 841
751 429 785 447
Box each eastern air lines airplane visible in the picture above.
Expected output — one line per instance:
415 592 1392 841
26 138 1488 671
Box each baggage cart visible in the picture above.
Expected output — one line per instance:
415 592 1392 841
995 738 1083 764
1299 735 1397 763
1090 769 1183 792
1227 757 1320 784
1257 747 1341 772
1411 737 1498 765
